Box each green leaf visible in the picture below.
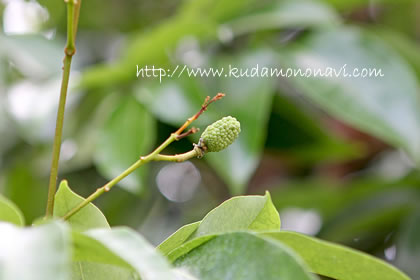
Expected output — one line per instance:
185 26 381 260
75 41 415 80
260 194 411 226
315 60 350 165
174 232 318 280
86 227 177 280
93 94 156 193
0 221 71 280
0 34 62 79
72 262 137 280
53 180 109 231
279 27 420 165
263 231 411 280
3 163 48 223
0 193 25 226
159 192 280 257
167 235 216 263
192 191 280 238
158 221 201 256
72 231 131 268
227 0 340 36
395 209 420 279
79 0 259 89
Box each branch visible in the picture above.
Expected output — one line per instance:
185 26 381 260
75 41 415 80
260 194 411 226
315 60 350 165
62 93 224 220
46 0 82 217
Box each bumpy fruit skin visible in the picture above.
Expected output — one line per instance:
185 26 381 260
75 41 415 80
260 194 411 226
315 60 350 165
200 116 241 152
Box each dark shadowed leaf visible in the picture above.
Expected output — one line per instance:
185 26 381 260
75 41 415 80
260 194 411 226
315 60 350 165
395 209 420 279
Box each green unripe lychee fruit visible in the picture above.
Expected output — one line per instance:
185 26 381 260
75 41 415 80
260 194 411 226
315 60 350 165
200 116 241 152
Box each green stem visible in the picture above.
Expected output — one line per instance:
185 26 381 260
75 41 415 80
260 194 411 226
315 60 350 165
46 0 81 217
62 134 187 220
154 149 199 162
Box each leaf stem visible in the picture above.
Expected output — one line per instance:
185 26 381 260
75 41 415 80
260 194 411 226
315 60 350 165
46 0 82 217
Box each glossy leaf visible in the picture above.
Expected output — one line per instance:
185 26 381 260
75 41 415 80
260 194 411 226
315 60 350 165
0 193 25 226
263 231 411 280
94 95 156 193
54 180 109 231
86 227 177 280
279 27 420 165
158 221 201 256
159 192 280 257
192 191 280 238
0 222 71 280
174 232 318 280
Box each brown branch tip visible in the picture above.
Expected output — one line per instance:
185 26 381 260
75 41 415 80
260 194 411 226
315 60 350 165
175 93 225 135
176 127 199 140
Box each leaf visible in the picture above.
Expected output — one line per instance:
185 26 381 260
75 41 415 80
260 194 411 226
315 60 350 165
93 94 156 193
226 0 340 36
193 191 280 238
159 192 280 257
167 235 216 263
72 231 131 268
318 189 416 243
174 232 318 280
86 227 178 280
3 163 48 223
72 262 137 280
158 221 201 256
0 34 62 79
395 209 420 279
374 28 420 79
263 231 411 280
53 180 110 231
0 221 71 280
279 27 420 165
0 193 25 226
79 0 259 89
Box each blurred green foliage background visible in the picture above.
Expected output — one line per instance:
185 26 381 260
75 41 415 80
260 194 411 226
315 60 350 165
0 0 419 278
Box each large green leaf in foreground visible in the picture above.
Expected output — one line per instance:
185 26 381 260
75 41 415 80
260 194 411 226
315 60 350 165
85 227 178 280
0 222 71 280
174 232 318 280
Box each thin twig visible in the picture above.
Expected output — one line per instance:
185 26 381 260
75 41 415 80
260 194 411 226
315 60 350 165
46 0 82 217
